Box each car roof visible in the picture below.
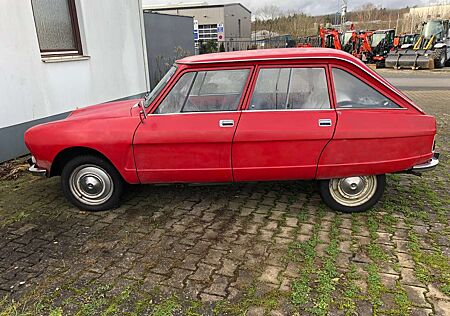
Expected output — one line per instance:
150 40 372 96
177 48 360 65
176 48 424 114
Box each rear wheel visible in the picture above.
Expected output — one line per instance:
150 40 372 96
445 49 450 66
61 155 123 211
318 175 385 213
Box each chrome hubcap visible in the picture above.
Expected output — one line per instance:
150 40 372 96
69 165 113 206
329 175 377 207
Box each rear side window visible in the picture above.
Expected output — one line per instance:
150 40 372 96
154 69 249 114
249 67 330 110
332 68 400 108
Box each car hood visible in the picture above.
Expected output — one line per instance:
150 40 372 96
67 99 142 120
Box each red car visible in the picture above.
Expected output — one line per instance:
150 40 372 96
25 48 439 213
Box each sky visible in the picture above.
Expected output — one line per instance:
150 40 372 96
238 0 431 15
143 0 441 16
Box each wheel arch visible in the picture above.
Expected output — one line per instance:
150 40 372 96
50 146 119 178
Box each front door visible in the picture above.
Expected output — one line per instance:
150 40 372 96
134 67 252 183
232 66 337 181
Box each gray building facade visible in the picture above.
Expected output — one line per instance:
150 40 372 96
143 3 252 44
143 11 195 88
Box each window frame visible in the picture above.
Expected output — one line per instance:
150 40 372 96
149 65 255 115
329 65 406 110
31 0 83 57
243 64 334 112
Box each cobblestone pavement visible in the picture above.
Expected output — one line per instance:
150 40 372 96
0 90 449 315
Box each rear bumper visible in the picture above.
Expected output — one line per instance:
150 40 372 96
27 156 47 177
410 153 439 173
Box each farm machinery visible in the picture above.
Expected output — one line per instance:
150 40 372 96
319 27 342 50
385 19 450 69
393 33 419 49
365 29 395 67
340 29 395 67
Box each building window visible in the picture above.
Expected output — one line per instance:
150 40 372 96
31 0 82 56
197 24 218 40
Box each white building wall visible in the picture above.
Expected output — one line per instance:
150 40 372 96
401 4 450 33
0 0 149 129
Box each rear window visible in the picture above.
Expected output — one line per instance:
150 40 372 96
332 68 400 109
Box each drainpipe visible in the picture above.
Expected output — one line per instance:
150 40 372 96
138 0 150 92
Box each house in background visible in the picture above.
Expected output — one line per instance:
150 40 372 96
0 0 150 162
143 2 251 52
143 11 195 89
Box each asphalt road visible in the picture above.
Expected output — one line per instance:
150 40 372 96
376 68 450 91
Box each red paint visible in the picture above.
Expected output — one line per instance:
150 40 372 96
24 48 437 185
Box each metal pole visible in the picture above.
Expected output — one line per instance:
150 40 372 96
396 13 399 34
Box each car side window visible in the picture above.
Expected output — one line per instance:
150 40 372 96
249 67 330 110
332 68 400 108
184 69 249 112
154 69 249 114
154 72 195 114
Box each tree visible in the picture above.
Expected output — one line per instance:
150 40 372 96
199 40 218 54
255 5 283 39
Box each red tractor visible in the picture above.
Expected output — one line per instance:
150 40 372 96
319 27 342 50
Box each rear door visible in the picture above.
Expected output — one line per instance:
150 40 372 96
134 66 252 183
232 65 337 181
316 65 434 179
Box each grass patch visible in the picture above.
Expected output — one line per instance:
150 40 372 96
213 285 284 315
408 231 450 295
366 263 385 313
351 214 361 234
289 224 320 306
367 215 379 240
151 296 181 316
101 285 133 316
367 243 389 263
289 214 342 316
309 218 341 316
392 283 411 316
338 264 360 315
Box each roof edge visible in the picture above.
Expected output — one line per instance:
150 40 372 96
143 2 251 14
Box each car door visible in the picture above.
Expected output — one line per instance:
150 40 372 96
232 65 337 181
133 66 252 183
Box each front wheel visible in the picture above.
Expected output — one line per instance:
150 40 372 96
432 48 446 68
61 155 123 211
318 175 386 213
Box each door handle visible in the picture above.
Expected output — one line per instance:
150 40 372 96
318 119 332 127
219 120 234 127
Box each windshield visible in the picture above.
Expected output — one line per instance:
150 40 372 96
144 65 177 107
371 33 385 47
343 32 353 45
422 21 443 39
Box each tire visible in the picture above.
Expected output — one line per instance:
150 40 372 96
61 155 123 211
318 175 386 213
432 48 446 68
445 49 450 67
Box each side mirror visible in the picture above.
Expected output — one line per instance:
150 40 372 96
140 100 147 119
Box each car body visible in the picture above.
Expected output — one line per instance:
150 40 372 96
24 48 439 212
